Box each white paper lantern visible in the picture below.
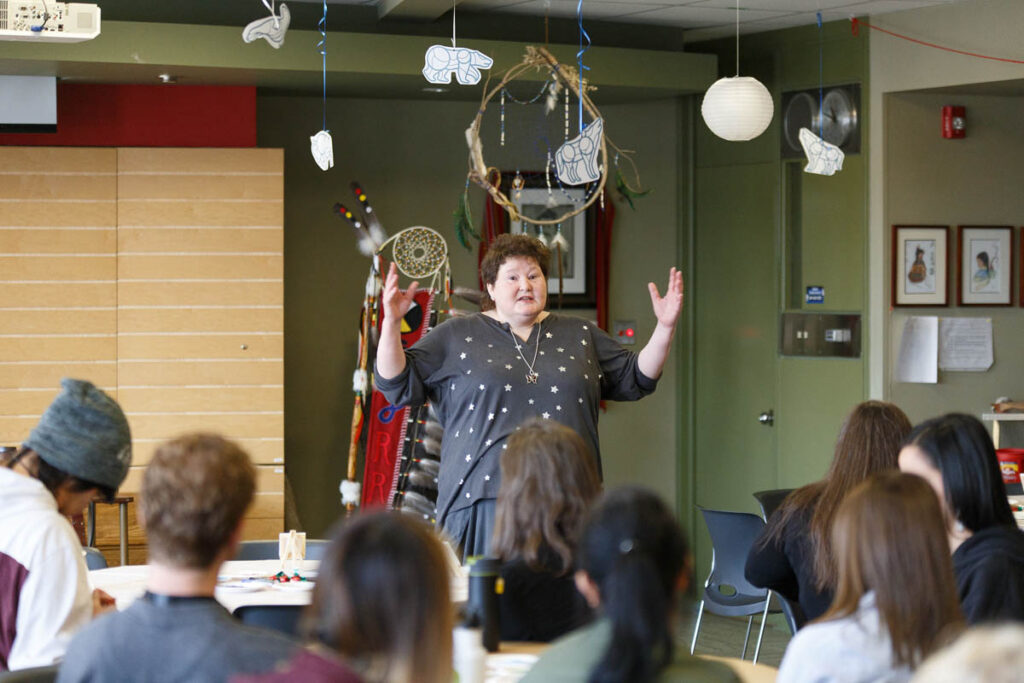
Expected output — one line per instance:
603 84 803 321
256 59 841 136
701 76 774 142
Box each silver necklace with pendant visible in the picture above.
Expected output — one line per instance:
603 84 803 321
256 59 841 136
509 323 541 384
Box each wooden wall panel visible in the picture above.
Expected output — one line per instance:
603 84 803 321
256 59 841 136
0 147 117 446
0 147 284 558
116 148 284 550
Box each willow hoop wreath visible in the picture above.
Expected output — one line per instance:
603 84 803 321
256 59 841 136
465 46 615 226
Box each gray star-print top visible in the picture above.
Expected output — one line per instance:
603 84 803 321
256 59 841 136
374 313 658 527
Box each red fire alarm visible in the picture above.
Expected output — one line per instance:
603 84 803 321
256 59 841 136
942 105 966 139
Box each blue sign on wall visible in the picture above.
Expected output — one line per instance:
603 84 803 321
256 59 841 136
806 286 825 304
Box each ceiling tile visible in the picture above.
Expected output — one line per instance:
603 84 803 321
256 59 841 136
466 0 675 21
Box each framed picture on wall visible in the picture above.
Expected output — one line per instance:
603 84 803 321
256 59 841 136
958 225 1013 306
892 225 949 307
507 172 595 308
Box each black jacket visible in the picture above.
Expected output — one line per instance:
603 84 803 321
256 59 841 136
953 524 1024 624
745 504 828 624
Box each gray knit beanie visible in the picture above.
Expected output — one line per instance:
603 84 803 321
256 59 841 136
24 378 132 491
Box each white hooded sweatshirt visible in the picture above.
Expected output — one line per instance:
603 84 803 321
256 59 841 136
0 467 92 671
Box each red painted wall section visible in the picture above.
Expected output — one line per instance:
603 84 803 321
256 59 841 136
0 83 257 147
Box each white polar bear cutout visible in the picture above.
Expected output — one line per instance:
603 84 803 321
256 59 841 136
799 127 845 176
422 45 494 86
556 118 604 186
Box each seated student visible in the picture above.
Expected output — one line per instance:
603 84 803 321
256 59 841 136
523 487 739 683
58 434 297 683
778 472 964 683
237 512 452 683
911 624 1024 683
0 378 131 671
899 413 1024 624
490 418 600 642
746 400 912 623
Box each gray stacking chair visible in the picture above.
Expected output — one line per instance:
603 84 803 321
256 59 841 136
691 507 776 663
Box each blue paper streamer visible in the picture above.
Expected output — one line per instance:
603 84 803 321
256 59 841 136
576 0 591 134
817 12 823 139
319 0 328 132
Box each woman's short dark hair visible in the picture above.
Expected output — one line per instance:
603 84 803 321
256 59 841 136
903 413 1014 532
303 512 453 683
478 234 550 311
579 486 688 683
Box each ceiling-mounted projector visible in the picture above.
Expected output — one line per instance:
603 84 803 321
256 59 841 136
0 2 100 42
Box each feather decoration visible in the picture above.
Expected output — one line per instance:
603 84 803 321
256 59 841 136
413 456 440 478
350 181 389 248
406 468 439 490
398 489 436 518
333 202 377 256
535 226 549 246
615 169 652 211
545 79 562 115
453 188 479 250
452 286 484 305
549 229 570 254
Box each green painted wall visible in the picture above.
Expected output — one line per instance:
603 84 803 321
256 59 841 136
257 94 688 536
689 20 869 576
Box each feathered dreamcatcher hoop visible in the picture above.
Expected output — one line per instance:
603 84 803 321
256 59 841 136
464 45 643 226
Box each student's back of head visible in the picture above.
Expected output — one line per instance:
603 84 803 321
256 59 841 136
141 433 255 567
492 418 601 574
577 487 688 683
769 400 912 591
827 471 964 667
303 512 453 683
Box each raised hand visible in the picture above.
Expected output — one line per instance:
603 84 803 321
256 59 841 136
648 267 684 329
382 262 420 324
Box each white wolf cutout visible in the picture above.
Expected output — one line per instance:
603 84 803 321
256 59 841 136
422 45 493 86
556 118 604 186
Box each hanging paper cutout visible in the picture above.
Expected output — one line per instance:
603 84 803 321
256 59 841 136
555 117 603 185
242 1 290 49
799 127 844 176
422 45 493 86
311 130 334 171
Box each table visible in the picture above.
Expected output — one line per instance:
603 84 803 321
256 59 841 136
90 558 469 613
89 560 321 613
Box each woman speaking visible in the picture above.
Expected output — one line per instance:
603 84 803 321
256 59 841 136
375 234 683 557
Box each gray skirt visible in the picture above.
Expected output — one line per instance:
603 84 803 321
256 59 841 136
442 498 496 562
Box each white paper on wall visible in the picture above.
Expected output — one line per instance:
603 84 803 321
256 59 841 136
896 316 938 384
939 317 993 371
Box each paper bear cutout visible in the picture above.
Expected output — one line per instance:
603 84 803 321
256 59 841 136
555 118 604 186
799 127 845 176
310 130 334 172
422 45 493 86
242 2 290 49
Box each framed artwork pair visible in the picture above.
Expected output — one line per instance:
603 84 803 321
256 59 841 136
892 225 1017 307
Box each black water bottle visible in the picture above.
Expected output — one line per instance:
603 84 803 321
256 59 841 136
467 557 500 652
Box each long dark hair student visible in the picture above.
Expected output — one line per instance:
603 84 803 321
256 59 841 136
302 512 454 683
898 413 1024 623
579 487 687 683
901 413 1014 534
747 400 912 621
826 472 964 666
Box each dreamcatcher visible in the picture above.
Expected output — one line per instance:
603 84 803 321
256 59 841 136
463 45 645 228
333 184 453 522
